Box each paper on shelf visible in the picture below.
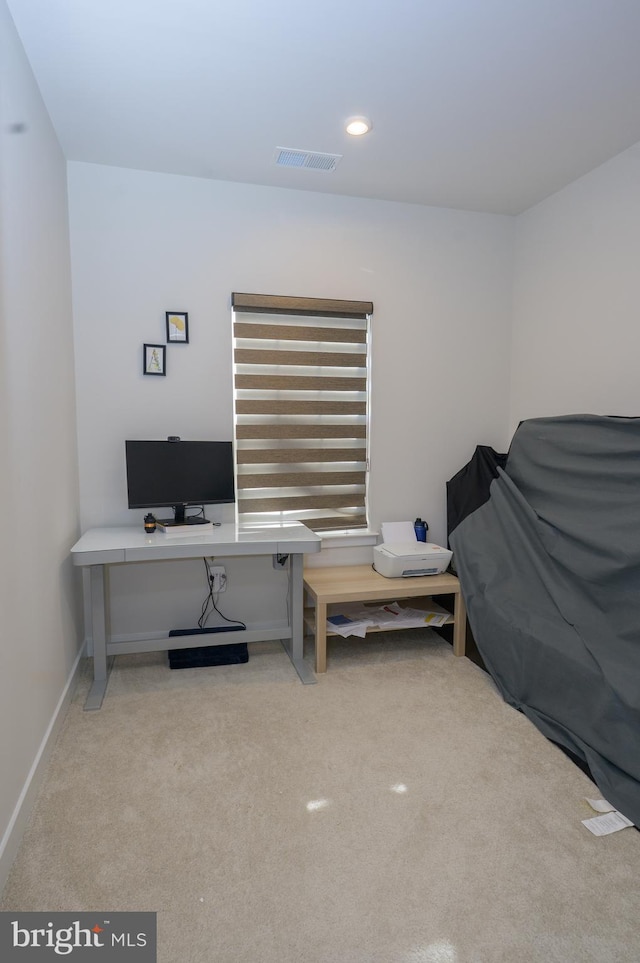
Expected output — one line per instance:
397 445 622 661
367 602 421 628
326 615 375 638
381 601 452 627
325 600 451 636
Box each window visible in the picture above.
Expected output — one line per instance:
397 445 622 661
232 293 372 532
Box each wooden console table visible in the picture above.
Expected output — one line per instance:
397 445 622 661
303 564 466 673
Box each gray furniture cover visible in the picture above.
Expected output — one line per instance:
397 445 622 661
450 414 640 824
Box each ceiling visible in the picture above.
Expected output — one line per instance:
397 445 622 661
7 0 640 215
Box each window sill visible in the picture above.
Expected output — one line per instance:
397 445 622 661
319 529 379 550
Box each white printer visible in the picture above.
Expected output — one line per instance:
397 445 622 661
373 541 452 578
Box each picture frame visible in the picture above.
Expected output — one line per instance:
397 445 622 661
166 311 189 343
143 343 166 376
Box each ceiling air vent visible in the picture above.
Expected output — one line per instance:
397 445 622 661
274 147 342 172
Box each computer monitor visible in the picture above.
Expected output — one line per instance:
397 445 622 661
125 439 235 525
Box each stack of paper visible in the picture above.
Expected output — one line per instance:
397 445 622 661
327 614 375 638
325 600 452 637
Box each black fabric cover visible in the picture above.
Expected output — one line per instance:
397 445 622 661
449 414 640 824
446 445 507 542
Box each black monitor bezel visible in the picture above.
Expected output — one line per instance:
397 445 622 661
125 439 235 513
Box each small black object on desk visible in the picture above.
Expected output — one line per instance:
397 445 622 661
144 513 156 533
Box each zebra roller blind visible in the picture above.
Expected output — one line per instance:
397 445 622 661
232 293 372 532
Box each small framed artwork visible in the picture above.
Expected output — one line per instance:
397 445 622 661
143 343 166 376
166 311 189 343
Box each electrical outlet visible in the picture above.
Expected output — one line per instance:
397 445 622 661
210 565 226 592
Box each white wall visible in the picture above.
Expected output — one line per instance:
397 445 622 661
0 0 81 887
511 142 640 429
68 163 514 634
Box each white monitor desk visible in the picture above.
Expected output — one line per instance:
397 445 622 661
71 522 321 710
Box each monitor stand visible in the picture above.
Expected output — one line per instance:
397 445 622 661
157 505 210 528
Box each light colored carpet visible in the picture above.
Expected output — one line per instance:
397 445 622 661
2 631 640 963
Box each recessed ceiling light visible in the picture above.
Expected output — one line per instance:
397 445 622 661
345 116 372 136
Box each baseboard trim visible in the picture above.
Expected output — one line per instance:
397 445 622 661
0 643 86 894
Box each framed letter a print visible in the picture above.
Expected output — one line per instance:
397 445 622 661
166 311 189 343
144 343 166 376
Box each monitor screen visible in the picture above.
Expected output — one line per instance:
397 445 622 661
125 440 235 520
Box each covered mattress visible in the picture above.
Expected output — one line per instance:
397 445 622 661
449 414 640 824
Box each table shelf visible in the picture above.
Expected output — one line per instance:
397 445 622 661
303 564 466 673
304 596 454 638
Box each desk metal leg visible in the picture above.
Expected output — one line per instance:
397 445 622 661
84 565 114 710
281 553 316 685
